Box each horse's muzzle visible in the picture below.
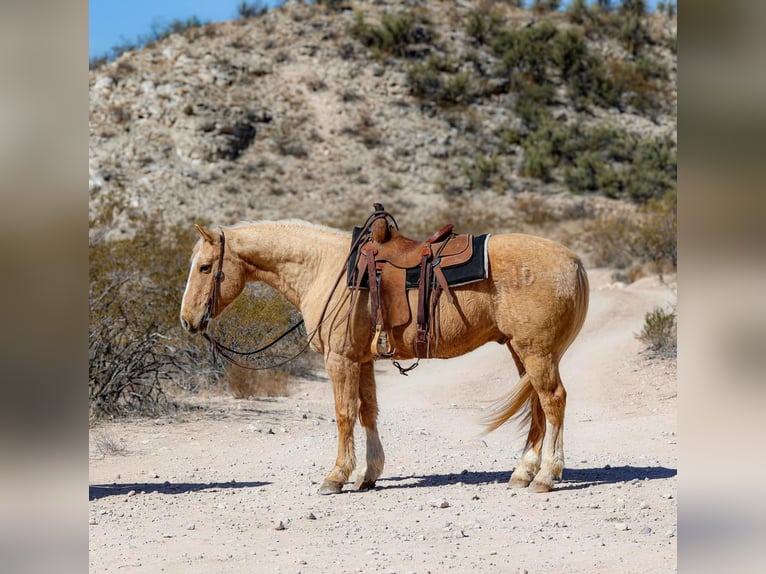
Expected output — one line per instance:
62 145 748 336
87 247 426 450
180 316 208 334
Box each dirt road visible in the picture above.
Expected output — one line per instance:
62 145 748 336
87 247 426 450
89 269 677 573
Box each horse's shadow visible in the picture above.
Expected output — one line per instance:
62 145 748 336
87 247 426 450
373 465 676 492
89 480 270 501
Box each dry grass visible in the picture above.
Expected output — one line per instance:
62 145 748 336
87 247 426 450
93 432 128 457
227 367 291 399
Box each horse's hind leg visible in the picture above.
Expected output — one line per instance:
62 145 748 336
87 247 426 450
354 361 385 491
524 354 567 493
506 344 544 489
509 390 545 489
318 352 360 495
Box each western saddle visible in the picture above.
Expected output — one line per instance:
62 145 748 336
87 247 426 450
349 204 475 361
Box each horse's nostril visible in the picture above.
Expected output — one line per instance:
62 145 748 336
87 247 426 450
181 318 197 333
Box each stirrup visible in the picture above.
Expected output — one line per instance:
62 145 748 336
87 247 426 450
371 324 395 358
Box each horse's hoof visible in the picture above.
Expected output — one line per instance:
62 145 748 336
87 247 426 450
508 477 531 489
354 477 377 491
529 479 553 493
317 480 344 495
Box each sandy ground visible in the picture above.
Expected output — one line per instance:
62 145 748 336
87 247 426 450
89 269 677 573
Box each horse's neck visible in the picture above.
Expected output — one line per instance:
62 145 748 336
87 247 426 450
229 222 348 309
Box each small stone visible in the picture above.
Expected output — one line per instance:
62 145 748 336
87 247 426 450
127 490 137 497
306 512 317 520
89 518 98 525
275 521 286 531
614 522 629 531
640 501 650 509
186 523 196 530
428 498 450 508
640 527 652 535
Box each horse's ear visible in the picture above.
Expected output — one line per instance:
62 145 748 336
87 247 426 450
194 224 217 244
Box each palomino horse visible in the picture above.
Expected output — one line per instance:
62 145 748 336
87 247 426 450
180 220 589 494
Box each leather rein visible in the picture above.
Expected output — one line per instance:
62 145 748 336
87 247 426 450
200 211 392 371
201 228 310 371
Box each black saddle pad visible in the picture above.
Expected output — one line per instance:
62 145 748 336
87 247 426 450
346 231 490 290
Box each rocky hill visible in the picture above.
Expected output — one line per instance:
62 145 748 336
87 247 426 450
89 0 676 248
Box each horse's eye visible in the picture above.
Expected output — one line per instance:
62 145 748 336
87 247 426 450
199 264 212 273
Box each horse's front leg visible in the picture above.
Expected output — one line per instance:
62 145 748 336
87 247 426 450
318 352 360 495
354 360 385 491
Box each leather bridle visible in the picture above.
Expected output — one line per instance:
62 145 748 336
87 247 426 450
204 228 227 325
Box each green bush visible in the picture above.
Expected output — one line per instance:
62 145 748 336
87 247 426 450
513 79 554 130
632 191 677 267
566 0 591 25
624 137 677 202
465 8 502 44
637 307 677 356
461 153 500 189
493 20 557 86
236 1 268 19
521 136 554 181
408 57 475 107
349 10 428 58
407 60 442 99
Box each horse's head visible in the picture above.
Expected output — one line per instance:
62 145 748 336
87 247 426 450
180 224 246 334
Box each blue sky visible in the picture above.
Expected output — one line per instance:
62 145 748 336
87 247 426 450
89 1 662 59
89 1 282 58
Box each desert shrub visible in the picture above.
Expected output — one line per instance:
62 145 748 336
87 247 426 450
620 0 648 18
596 0 613 13
520 136 554 181
465 8 502 45
408 57 475 107
461 153 500 189
619 14 650 56
349 10 429 58
314 0 349 10
632 191 677 267
580 189 676 271
236 1 269 19
580 209 637 269
566 0 591 25
89 219 207 418
552 28 610 110
563 151 605 193
531 0 561 15
637 306 677 356
513 79 554 130
439 70 474 105
492 20 557 86
407 60 442 99
624 137 676 202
